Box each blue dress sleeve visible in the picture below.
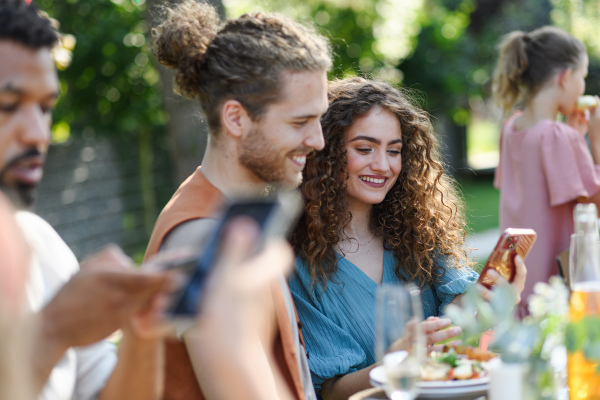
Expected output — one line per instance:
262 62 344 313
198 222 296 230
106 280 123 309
288 260 370 393
432 257 479 313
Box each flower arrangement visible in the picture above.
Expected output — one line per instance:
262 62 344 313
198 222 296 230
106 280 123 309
445 276 570 399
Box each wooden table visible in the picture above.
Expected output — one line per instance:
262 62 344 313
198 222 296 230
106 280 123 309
348 387 487 400
349 388 387 400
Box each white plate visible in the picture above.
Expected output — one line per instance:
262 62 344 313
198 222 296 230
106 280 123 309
370 365 489 388
417 384 488 399
369 366 489 399
418 376 489 389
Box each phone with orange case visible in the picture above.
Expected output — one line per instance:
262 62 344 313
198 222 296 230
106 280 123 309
478 228 537 289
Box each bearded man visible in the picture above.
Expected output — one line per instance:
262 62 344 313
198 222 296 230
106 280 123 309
144 1 331 399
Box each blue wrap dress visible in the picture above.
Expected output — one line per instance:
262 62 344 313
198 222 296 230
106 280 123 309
289 249 479 395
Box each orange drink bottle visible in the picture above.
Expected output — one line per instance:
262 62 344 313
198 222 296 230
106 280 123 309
568 284 600 400
568 204 600 400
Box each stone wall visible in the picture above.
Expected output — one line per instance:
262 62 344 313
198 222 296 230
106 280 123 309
33 135 174 261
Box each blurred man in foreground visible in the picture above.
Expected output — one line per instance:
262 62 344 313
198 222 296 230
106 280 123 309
0 1 170 398
0 2 299 400
0 192 32 400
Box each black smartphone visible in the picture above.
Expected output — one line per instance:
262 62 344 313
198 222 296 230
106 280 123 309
165 190 302 318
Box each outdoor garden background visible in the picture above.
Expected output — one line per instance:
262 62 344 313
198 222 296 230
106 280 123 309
33 0 600 267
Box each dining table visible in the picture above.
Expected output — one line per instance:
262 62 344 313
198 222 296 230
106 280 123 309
349 374 570 400
348 387 487 400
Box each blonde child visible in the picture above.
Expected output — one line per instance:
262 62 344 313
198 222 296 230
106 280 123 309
492 26 600 316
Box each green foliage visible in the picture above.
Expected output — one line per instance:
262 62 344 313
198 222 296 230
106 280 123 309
456 176 499 234
226 0 420 82
36 0 166 142
445 276 571 364
35 0 175 255
400 0 553 116
444 283 519 348
551 0 600 59
316 6 378 78
42 0 600 144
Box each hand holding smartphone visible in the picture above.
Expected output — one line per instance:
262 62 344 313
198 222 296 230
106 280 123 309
478 228 537 289
163 190 302 320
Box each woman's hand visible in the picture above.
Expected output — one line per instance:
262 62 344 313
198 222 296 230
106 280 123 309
475 255 527 304
387 316 462 354
422 317 462 351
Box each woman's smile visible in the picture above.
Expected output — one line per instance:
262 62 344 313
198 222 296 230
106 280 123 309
359 175 388 187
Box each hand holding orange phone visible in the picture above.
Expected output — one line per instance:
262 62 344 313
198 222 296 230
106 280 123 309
478 228 537 289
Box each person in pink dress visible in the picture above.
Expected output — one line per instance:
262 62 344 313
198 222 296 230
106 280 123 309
492 25 600 316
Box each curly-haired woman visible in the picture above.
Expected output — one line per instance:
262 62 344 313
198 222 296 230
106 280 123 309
289 77 527 400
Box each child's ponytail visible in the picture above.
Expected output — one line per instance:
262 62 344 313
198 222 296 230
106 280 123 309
493 31 530 114
492 26 586 114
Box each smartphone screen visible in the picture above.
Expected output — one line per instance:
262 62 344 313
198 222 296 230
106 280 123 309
167 191 301 317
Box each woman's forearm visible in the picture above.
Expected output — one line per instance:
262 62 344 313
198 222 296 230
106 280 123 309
320 364 378 400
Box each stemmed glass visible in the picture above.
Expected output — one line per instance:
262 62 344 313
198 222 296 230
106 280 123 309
569 232 577 290
375 284 426 400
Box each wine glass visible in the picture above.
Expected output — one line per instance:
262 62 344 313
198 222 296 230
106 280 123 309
569 233 577 290
375 284 425 400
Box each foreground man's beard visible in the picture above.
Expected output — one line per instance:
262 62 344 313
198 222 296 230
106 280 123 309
0 181 36 209
0 148 43 209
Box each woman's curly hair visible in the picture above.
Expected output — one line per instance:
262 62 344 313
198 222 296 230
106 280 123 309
290 77 471 291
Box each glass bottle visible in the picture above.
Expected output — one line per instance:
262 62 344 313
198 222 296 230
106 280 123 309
567 203 600 400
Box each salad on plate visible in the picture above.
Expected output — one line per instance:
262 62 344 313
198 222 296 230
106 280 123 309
421 345 496 381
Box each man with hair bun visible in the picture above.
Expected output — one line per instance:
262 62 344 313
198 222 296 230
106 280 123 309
144 1 332 399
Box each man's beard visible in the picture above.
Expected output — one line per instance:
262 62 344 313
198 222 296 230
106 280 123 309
0 149 42 209
239 127 303 187
0 182 36 209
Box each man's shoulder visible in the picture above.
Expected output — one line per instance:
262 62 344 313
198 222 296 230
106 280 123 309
17 211 79 276
159 218 219 252
145 168 225 258
15 210 54 231
15 211 65 248
158 168 225 223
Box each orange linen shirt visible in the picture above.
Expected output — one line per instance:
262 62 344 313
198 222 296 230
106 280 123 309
144 167 306 400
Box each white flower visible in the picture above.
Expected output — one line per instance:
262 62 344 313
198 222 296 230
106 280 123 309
541 333 563 359
527 277 569 319
528 294 546 319
533 281 551 296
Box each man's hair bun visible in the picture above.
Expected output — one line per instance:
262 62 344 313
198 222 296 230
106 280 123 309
152 0 220 98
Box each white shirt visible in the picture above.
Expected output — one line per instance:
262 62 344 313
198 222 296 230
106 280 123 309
17 211 117 400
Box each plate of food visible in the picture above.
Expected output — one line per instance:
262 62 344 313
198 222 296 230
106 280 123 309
370 345 497 399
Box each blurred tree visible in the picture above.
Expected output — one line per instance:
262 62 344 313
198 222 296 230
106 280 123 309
37 0 226 242
228 0 600 175
226 0 424 82
40 0 600 221
399 0 554 174
38 0 169 237
39 0 165 146
550 0 600 97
